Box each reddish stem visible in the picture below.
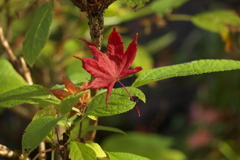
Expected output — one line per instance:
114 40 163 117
32 147 54 160
117 80 141 117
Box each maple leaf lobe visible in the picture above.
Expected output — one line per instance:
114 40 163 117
75 28 142 105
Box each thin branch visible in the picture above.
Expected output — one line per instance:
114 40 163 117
0 24 45 160
32 147 54 160
0 26 17 63
20 57 33 85
84 118 98 141
0 25 37 120
0 25 33 85
38 142 46 160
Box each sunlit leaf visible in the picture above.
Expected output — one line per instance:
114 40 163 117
102 132 186 160
191 10 240 34
3 0 33 16
191 10 240 53
85 87 146 117
105 1 155 24
107 152 150 160
0 59 27 94
151 0 188 16
218 141 239 160
32 105 57 121
86 141 107 158
69 141 96 160
22 2 54 66
132 59 240 87
125 0 150 10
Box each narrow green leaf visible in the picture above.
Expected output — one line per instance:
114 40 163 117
22 115 65 152
0 59 27 94
69 141 96 160
191 10 240 34
56 92 83 114
86 141 107 158
107 152 150 160
22 2 54 66
0 84 59 108
85 87 146 117
150 0 188 16
132 59 240 87
84 125 126 135
124 0 149 10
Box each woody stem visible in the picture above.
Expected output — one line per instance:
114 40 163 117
85 9 104 142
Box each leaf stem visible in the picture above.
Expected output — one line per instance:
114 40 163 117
51 149 55 160
117 80 141 117
78 120 83 140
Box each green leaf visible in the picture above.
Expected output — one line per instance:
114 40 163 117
84 125 126 135
124 0 149 10
85 87 146 117
22 2 54 66
191 10 240 34
0 84 58 108
22 115 65 152
32 105 57 121
132 59 240 87
56 92 83 115
69 141 96 160
0 59 27 94
218 141 239 160
107 152 150 160
102 132 186 160
151 0 188 16
86 141 107 158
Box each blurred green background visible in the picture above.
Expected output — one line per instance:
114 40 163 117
0 0 240 159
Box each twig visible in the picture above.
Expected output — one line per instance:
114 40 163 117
20 57 33 85
0 144 30 160
0 26 17 63
0 25 33 85
32 147 54 160
38 142 46 160
0 25 46 160
85 118 98 141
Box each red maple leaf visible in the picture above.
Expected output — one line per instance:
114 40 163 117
74 28 142 107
